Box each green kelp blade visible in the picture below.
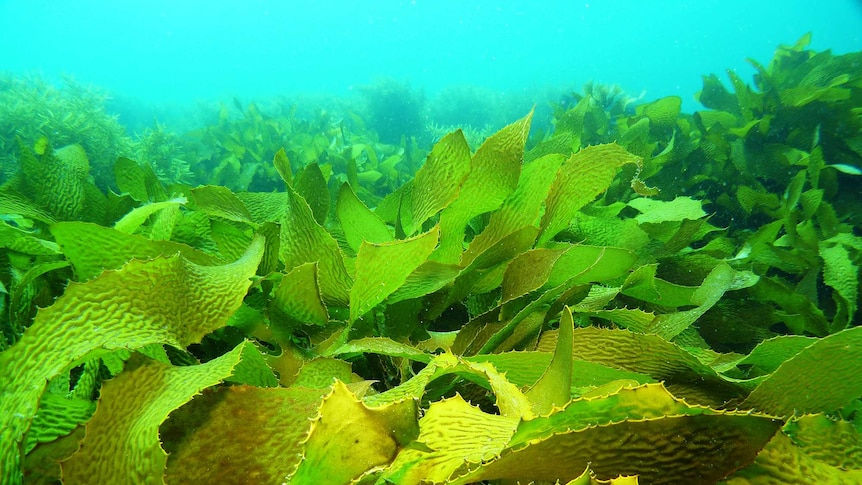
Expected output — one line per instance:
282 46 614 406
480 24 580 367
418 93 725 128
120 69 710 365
361 353 457 407
623 260 744 309
566 212 650 251
697 73 739 112
272 147 293 187
235 192 290 223
742 326 862 416
7 261 71 341
288 381 419 483
0 191 56 225
269 262 329 327
346 157 360 189
451 359 536 419
21 423 86 484
397 182 416 237
783 414 862 470
51 222 223 281
545 244 638 288
537 143 642 246
638 96 682 133
648 262 759 340
23 393 96 455
0 237 264 485
163 384 329 484
374 182 410 229
379 383 778 485
386 260 461 304
820 240 858 331
449 384 770 483
780 78 852 108
439 225 540 317
189 185 254 223
280 185 353 306
433 110 533 263
721 334 816 383
380 393 520 485
361 352 533 417
290 357 363 390
113 157 166 203
501 247 569 304
113 156 148 202
723 431 862 484
620 263 699 308
467 352 654 396
725 68 760 121
799 188 824 221
617 117 655 161
148 202 181 241
410 129 472 231
256 221 281 276
736 185 782 215
294 162 330 225
167 211 216 254
210 218 253 262
510 384 714 447
335 344 532 418
0 221 61 256
581 307 657 334
357 170 383 184
461 153 565 268
113 197 187 234
570 284 623 313
61 342 275 484
540 327 743 406
749 275 830 336
104 189 138 227
525 129 576 164
471 273 591 356
449 386 779 485
326 337 433 364
526 306 574 415
627 196 707 224
555 94 593 143
826 163 862 176
20 140 90 221
336 182 393 254
349 226 439 323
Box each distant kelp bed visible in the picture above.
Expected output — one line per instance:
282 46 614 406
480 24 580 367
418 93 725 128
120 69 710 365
1 34 861 484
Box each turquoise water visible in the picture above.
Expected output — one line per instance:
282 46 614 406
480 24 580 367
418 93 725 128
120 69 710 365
2 0 861 111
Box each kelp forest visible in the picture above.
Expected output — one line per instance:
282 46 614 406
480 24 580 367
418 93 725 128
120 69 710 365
1 34 861 484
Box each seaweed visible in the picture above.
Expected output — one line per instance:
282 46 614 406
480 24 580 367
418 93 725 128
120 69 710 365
0 74 133 189
1 36 861 485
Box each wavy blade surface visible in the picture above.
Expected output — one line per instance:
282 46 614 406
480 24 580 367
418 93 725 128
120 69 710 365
0 238 264 484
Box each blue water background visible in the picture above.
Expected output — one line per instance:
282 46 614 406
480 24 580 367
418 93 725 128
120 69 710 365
2 0 862 116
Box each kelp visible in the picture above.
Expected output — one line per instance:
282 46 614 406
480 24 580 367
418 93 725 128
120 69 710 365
0 238 263 483
0 73 133 188
1 36 861 485
61 342 275 483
